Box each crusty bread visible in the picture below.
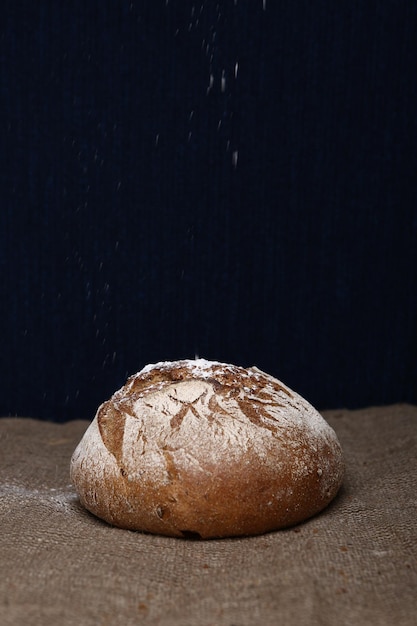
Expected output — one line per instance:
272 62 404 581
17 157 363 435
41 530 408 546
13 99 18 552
70 359 344 538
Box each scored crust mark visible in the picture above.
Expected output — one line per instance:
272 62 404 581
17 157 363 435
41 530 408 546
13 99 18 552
168 388 209 429
208 395 231 419
97 402 126 464
170 404 190 430
206 383 285 434
235 397 282 434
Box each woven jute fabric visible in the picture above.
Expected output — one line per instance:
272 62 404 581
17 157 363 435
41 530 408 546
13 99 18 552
1 405 416 626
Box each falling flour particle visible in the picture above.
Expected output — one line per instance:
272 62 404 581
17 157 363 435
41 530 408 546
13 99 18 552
207 74 214 94
221 70 226 92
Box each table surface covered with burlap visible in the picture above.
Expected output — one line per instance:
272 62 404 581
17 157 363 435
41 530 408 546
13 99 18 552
1 405 416 626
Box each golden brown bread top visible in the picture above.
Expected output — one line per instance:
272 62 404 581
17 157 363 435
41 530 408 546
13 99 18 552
98 360 294 457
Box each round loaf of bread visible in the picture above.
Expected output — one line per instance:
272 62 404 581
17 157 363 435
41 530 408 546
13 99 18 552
70 359 344 538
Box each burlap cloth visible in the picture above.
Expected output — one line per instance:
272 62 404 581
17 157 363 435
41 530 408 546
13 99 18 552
1 405 416 626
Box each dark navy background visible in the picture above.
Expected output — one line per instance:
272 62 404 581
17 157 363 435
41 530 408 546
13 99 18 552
1 1 416 421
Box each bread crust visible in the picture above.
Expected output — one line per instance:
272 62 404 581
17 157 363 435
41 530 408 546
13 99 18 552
70 360 344 538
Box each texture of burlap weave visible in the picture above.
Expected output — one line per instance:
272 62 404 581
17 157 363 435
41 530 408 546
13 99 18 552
1 405 416 625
